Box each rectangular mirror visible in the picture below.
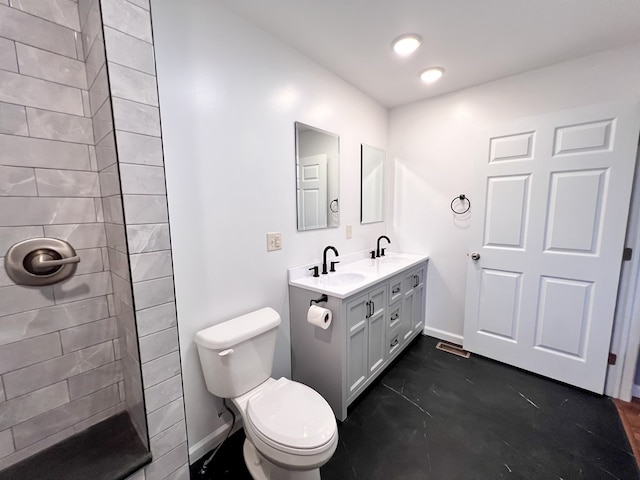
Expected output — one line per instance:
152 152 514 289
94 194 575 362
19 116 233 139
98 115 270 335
295 122 340 231
361 144 385 224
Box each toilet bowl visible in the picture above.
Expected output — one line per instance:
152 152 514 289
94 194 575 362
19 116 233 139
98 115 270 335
194 308 337 480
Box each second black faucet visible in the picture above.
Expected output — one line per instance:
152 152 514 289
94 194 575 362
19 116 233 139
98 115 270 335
376 235 390 257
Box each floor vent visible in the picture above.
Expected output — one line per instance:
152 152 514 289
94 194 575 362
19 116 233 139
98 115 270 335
435 341 471 359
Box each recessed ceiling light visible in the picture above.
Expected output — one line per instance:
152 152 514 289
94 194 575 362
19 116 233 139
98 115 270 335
420 67 445 84
392 34 422 56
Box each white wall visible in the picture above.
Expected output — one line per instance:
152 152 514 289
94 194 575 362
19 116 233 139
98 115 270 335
151 1 388 458
389 42 640 343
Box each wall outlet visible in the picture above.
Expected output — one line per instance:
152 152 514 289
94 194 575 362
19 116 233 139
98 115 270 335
267 232 282 251
346 224 352 239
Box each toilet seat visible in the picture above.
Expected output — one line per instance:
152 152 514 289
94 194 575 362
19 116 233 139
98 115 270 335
246 378 337 455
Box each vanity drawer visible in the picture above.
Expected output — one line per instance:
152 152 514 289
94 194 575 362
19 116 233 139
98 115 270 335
388 303 402 332
387 330 401 357
388 276 403 305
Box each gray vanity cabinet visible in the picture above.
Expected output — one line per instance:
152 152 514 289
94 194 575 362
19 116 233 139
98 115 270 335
345 284 386 401
289 259 427 421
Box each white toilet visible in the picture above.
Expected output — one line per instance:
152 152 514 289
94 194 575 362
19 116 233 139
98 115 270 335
194 307 338 480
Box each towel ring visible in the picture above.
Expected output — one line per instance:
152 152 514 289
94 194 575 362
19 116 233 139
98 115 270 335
451 194 471 215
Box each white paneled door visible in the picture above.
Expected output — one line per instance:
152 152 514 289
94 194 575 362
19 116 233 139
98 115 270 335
464 103 640 393
297 154 328 230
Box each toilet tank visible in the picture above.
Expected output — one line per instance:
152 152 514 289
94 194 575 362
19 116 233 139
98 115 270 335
194 307 281 398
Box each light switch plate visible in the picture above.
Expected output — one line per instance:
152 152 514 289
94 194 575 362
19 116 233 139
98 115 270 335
346 224 352 239
267 232 282 251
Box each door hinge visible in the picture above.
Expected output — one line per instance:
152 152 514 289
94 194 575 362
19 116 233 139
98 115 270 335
623 247 633 261
608 353 617 365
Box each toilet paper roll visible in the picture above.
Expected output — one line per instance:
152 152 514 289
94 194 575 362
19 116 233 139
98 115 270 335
307 305 332 329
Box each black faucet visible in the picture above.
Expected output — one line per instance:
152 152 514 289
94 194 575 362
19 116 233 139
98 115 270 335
322 246 339 274
376 235 390 257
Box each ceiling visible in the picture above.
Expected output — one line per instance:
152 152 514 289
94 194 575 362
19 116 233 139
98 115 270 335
220 0 640 108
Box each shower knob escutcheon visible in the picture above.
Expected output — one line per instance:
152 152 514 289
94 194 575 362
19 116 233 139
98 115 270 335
5 238 80 286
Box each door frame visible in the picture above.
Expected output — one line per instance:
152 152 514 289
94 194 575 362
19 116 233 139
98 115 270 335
606 139 640 401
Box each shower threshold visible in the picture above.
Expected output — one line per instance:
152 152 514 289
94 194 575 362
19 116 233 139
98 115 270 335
0 411 152 480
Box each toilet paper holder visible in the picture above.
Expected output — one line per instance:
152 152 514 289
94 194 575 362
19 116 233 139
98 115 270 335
310 294 328 306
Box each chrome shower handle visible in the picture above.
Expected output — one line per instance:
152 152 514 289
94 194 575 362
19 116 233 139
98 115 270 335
31 254 80 268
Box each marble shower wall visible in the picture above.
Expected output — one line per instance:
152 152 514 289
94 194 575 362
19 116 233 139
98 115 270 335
99 0 189 478
0 0 126 469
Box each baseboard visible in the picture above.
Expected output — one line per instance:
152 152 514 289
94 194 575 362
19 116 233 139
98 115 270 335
423 325 464 346
188 417 244 464
631 384 640 399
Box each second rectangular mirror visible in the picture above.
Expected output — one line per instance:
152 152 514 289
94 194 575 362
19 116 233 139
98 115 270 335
361 144 385 224
295 122 340 231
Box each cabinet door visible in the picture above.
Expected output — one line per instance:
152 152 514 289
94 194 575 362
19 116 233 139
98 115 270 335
346 293 369 396
367 285 386 376
401 270 416 343
412 266 426 333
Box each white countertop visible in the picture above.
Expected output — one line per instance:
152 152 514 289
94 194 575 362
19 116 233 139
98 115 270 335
288 251 429 299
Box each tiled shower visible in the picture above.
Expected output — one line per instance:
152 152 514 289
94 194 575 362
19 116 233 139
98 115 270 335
0 1 189 478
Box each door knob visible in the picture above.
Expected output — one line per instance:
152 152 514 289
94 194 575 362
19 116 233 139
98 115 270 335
470 252 481 261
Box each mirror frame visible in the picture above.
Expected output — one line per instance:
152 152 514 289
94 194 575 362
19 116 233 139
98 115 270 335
360 144 385 224
295 122 340 231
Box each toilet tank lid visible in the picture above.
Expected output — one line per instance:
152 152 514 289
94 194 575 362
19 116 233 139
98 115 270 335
194 307 281 350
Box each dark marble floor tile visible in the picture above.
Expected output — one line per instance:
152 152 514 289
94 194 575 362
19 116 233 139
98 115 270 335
194 335 639 480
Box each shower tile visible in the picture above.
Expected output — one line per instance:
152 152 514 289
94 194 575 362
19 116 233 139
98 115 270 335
95 131 117 170
75 29 84 63
108 248 131 282
94 197 104 222
0 5 77 58
81 0 101 54
0 197 95 226
108 63 158 106
85 30 106 90
0 70 83 116
149 420 186 459
101 0 152 43
92 98 113 144
26 108 93 144
0 266 12 287
35 169 100 197
0 101 27 135
127 0 149 11
68 360 123 399
133 276 175 310
164 463 189 480
0 283 55 317
0 425 73 470
88 65 109 115
0 296 109 346
0 37 17 73
146 397 184 438
0 381 69 431
120 164 165 195
144 374 182 413
10 0 81 31
104 223 127 253
99 164 121 198
130 250 173 283
44 223 107 249
12 383 119 449
116 131 163 166
16 44 87 90
0 165 37 196
77 0 91 29
59 316 117 352
53 270 112 305
112 98 160 136
89 145 97 171
144 443 188 480
74 248 104 275
127 467 146 480
2 341 114 399
103 195 124 224
138 327 178 364
136 302 177 337
127 224 170 254
0 134 91 170
111 274 133 309
0 332 61 375
123 195 168 224
0 226 43 252
140 351 181 388
0 429 14 459
0 380 4 402
104 27 155 75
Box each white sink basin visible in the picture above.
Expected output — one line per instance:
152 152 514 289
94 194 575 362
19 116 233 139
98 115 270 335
325 272 366 286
